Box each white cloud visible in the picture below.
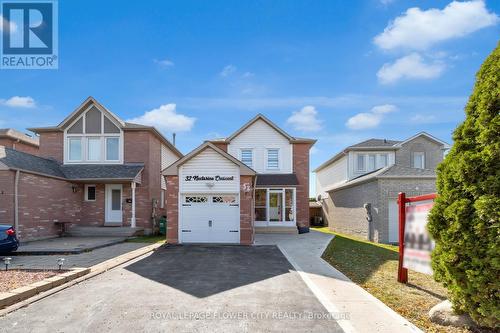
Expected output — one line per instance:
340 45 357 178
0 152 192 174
127 104 195 133
346 104 397 130
286 106 323 132
0 17 17 33
0 96 36 108
220 64 236 77
411 114 437 123
374 0 499 51
154 58 174 67
241 72 254 78
377 53 445 84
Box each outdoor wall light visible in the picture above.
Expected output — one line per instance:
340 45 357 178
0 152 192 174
71 185 79 193
3 257 12 271
57 258 65 270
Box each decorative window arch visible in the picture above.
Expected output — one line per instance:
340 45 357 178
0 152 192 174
64 105 124 164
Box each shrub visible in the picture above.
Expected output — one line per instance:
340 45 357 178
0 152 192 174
427 42 499 328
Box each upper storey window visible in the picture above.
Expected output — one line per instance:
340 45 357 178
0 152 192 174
65 106 122 164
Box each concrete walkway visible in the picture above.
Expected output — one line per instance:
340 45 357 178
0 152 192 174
1 242 151 270
255 230 422 333
16 237 127 255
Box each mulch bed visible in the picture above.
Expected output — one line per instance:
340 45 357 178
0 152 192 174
0 270 62 293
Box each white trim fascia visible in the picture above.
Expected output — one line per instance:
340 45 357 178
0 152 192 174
395 132 450 148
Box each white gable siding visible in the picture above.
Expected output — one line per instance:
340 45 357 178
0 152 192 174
315 156 348 197
180 148 240 193
228 119 292 173
161 144 179 189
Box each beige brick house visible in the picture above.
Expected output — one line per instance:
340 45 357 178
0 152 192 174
314 132 449 243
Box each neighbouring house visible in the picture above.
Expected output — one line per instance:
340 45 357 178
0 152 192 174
314 132 449 243
163 114 316 245
0 128 40 155
0 96 182 241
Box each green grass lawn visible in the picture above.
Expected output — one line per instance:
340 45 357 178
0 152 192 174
126 235 166 244
313 227 472 333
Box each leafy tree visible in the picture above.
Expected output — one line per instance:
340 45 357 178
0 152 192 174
428 42 499 328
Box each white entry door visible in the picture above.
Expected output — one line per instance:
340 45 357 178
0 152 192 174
388 199 399 243
180 194 240 243
105 184 123 225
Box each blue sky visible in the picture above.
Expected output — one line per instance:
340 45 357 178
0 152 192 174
1 0 499 194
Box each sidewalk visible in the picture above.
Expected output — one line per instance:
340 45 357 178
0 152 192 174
1 242 151 270
16 237 127 255
255 230 422 333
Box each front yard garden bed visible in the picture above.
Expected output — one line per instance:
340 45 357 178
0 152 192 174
313 227 473 333
0 270 62 293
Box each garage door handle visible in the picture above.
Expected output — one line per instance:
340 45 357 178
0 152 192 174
181 229 191 232
229 230 239 233
208 220 212 227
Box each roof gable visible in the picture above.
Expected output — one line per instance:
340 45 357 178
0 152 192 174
59 96 125 130
163 142 255 176
226 114 294 142
395 132 450 148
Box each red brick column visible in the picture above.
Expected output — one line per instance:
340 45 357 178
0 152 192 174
293 143 313 228
240 175 254 245
166 175 179 244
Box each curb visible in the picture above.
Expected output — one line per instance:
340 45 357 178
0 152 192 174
0 242 163 316
0 268 89 309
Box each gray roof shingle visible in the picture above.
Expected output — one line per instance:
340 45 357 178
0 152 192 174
0 147 143 181
348 139 401 148
256 174 299 186
0 147 65 178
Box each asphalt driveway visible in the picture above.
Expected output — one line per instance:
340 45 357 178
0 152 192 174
0 245 343 333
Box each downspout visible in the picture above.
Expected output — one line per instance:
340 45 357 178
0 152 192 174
14 170 20 231
252 175 257 243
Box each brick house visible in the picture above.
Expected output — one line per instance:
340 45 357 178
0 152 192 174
1 102 315 244
163 114 316 244
0 97 182 241
0 128 40 156
314 132 449 244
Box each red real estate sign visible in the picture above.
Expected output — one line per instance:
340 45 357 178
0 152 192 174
402 202 435 275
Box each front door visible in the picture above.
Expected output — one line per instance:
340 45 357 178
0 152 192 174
105 184 123 225
268 190 283 222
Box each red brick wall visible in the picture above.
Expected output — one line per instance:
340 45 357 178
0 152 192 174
293 143 313 228
166 175 179 244
212 142 228 152
240 175 254 244
0 170 15 226
0 139 39 156
80 184 105 226
17 173 81 241
124 130 155 231
38 131 63 162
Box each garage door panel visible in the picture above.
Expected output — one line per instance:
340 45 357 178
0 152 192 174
180 194 240 244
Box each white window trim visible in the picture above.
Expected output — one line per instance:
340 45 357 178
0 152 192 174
266 148 281 171
68 137 83 162
84 184 96 202
254 188 296 226
356 154 366 172
239 148 253 168
105 137 121 162
413 152 425 169
367 154 376 171
63 104 124 164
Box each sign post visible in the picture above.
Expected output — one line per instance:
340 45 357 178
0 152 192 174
397 192 408 283
397 192 437 284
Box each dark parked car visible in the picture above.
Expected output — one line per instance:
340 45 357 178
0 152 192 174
0 225 19 253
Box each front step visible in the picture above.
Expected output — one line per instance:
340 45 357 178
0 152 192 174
255 226 298 234
67 226 145 237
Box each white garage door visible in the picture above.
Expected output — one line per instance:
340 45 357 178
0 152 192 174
180 194 240 244
388 199 399 243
